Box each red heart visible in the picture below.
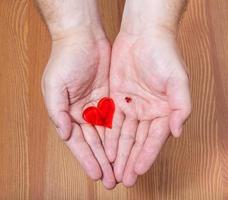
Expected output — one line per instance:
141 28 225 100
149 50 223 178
82 97 115 128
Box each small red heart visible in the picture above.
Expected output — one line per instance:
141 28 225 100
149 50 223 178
82 97 115 128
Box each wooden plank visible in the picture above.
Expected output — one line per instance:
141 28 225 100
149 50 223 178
0 0 227 199
27 1 50 199
207 0 228 198
0 0 29 199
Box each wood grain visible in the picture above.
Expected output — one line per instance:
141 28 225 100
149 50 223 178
0 0 227 199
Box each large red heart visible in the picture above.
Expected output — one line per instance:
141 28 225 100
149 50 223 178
82 97 115 128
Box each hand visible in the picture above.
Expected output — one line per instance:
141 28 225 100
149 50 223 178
41 29 116 189
104 30 191 187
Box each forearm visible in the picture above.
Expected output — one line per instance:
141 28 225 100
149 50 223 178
121 0 188 35
36 0 104 40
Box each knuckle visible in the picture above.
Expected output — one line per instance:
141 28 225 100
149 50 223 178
178 72 189 84
41 73 49 88
47 108 58 121
80 151 93 161
134 139 144 147
99 160 110 168
184 103 192 118
120 133 135 143
41 74 52 95
143 144 158 156
90 140 102 149
119 151 130 158
106 132 119 140
41 72 58 90
186 105 192 116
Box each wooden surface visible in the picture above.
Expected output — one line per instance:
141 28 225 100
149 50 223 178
0 0 228 199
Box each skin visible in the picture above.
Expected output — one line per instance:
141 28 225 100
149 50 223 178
38 0 116 189
104 0 191 187
37 0 191 189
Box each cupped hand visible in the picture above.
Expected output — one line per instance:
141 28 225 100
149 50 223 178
41 29 116 189
104 31 191 187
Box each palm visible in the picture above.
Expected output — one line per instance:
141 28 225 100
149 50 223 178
110 40 170 121
43 36 108 121
105 33 191 186
42 34 116 189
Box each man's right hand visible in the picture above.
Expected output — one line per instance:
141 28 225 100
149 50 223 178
37 0 116 189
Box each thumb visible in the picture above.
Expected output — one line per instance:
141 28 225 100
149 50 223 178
42 75 72 140
51 110 72 140
167 71 192 138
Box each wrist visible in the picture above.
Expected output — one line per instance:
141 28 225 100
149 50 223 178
50 27 110 59
50 25 106 42
118 25 177 43
48 15 105 41
37 0 104 41
120 0 187 37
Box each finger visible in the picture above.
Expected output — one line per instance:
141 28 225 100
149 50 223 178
42 77 72 140
95 126 105 145
122 121 150 187
167 71 192 137
114 118 138 182
104 108 124 162
81 124 116 189
65 123 102 180
135 117 170 175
